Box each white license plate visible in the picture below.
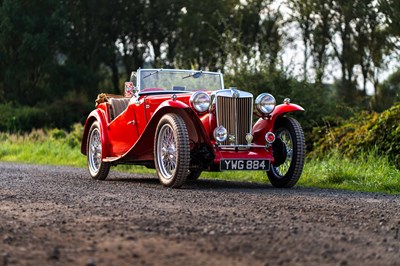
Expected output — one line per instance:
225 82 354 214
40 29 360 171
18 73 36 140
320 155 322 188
220 159 270 171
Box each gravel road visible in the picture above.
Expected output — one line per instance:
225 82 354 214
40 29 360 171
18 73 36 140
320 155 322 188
0 162 399 266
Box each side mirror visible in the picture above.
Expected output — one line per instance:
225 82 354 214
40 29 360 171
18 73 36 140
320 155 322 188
124 82 135 97
125 72 139 97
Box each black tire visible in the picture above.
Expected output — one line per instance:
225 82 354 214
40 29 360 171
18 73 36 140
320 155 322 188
187 170 202 180
87 121 110 180
267 117 305 188
154 113 190 188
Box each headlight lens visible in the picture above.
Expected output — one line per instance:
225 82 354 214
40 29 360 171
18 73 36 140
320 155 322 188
190 91 210 113
213 126 227 143
255 93 276 114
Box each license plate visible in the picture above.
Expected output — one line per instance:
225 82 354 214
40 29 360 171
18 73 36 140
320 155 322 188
220 159 270 171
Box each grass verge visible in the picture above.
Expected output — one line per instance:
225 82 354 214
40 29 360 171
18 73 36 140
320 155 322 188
1 128 399 194
302 150 400 194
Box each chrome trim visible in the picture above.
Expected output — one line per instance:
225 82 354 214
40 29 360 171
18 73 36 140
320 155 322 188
265 132 275 144
189 91 211 113
255 93 276 114
215 90 253 147
137 68 224 91
218 144 270 148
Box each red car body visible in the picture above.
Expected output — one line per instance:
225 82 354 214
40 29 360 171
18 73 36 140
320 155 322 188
81 69 305 188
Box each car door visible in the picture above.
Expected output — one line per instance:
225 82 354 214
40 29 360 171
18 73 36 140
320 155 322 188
107 103 140 156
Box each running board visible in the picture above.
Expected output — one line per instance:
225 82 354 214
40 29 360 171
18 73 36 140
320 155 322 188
103 156 122 162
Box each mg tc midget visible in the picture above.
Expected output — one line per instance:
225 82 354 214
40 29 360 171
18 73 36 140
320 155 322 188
81 69 305 188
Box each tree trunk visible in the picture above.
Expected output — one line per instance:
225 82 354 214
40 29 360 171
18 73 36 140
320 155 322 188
110 60 120 94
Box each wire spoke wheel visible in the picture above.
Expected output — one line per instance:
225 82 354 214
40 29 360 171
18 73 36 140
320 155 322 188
86 121 110 180
155 114 189 188
158 124 177 179
88 128 102 173
267 117 305 188
273 129 293 176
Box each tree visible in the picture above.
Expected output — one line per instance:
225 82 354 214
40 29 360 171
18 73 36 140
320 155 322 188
379 0 400 38
290 0 398 106
173 0 240 71
61 0 124 94
217 0 283 74
116 0 147 78
0 0 67 105
309 0 332 85
288 0 314 81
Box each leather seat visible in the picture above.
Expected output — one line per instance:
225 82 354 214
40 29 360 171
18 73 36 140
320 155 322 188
110 98 130 120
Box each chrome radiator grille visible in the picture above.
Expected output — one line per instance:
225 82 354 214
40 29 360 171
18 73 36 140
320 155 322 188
216 95 253 145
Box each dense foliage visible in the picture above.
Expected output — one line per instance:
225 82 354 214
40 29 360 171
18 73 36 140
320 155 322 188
0 0 399 132
311 103 400 168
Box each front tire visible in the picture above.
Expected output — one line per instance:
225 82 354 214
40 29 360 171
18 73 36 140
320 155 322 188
267 117 305 188
154 114 190 188
187 170 202 180
87 121 110 180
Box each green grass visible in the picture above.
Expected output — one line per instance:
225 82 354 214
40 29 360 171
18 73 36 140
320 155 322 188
301 150 400 194
1 128 399 194
0 128 86 167
202 150 400 194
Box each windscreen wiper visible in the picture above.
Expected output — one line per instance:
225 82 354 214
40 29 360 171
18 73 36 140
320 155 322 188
182 70 203 79
143 69 161 79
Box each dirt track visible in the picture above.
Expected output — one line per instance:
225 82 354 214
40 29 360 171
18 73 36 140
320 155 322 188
0 162 399 266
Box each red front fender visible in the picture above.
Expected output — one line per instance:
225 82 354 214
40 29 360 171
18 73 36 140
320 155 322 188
154 99 190 111
252 103 304 144
116 100 212 162
270 103 304 120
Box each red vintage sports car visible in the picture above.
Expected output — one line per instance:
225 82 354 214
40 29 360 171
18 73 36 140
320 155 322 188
81 69 305 188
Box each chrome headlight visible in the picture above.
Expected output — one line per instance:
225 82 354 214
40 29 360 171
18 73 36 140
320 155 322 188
190 91 210 113
255 93 276 114
213 126 227 143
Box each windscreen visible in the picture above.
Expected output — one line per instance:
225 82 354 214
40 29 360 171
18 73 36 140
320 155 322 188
139 70 223 92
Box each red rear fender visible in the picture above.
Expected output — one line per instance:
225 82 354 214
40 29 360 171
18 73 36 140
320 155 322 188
81 109 109 156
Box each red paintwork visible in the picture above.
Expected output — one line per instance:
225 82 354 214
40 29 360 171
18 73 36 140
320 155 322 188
108 103 139 156
252 103 304 145
81 91 304 171
81 107 110 158
214 148 275 165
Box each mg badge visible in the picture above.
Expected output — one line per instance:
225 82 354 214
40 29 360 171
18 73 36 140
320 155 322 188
229 87 240 98
245 133 253 145
228 134 236 145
